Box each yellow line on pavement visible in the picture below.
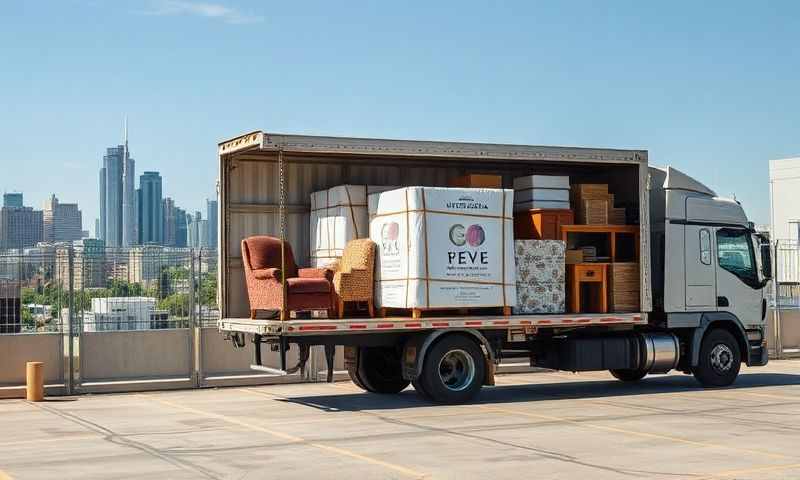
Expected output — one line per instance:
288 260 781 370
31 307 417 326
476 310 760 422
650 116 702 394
477 405 789 460
142 394 427 479
703 462 800 478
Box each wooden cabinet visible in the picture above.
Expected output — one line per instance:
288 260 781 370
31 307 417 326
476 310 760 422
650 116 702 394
449 174 502 188
567 263 609 313
514 209 574 240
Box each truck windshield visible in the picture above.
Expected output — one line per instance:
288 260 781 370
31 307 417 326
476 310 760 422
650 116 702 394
716 228 758 288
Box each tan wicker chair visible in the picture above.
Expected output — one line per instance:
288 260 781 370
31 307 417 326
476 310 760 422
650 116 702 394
333 239 376 318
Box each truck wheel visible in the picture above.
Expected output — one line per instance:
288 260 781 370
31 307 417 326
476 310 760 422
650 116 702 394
357 347 410 394
610 368 647 382
420 334 486 404
412 379 431 400
693 329 741 387
347 365 369 391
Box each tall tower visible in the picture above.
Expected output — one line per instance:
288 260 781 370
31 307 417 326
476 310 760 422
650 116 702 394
122 117 136 247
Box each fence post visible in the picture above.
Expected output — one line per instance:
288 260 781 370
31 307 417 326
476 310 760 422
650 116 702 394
773 240 783 359
190 249 201 387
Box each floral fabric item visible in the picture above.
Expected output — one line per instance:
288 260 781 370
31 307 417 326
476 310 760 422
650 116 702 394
513 240 566 314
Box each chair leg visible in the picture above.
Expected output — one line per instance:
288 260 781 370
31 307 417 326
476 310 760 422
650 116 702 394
338 299 345 319
367 300 375 318
379 307 387 318
250 309 257 320
503 306 512 316
279 309 288 321
412 308 423 320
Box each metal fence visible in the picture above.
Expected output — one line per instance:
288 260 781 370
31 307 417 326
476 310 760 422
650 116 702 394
771 239 800 358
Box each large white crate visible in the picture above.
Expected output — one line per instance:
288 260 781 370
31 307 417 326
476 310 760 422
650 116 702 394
309 185 396 268
369 187 516 309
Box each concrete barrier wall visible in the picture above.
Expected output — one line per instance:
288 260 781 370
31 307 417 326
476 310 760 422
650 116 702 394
0 333 63 386
81 329 192 381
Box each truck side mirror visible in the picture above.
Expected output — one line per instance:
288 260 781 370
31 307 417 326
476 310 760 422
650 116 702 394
759 240 773 281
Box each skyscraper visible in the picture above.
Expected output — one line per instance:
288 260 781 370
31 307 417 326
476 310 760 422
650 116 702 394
43 195 82 243
122 119 136 247
137 171 163 245
101 145 124 247
98 167 106 242
0 206 43 250
187 211 202 248
3 193 23 208
175 207 188 248
206 199 218 249
162 197 177 246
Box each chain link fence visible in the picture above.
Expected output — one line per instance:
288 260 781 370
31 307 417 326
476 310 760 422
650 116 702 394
771 240 800 358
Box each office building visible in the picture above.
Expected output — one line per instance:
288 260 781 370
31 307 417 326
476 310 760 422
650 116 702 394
101 145 124 247
206 199 218 249
128 245 165 284
770 157 800 242
137 171 163 244
43 195 82 243
57 239 106 290
3 193 23 208
0 280 21 333
98 167 106 242
162 197 177 246
187 211 204 248
0 206 43 250
122 123 136 247
175 207 188 248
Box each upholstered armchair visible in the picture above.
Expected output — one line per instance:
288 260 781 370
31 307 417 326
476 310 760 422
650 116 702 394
241 236 335 320
332 239 376 318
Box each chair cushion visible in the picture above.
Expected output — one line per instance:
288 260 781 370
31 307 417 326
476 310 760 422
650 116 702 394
287 277 331 294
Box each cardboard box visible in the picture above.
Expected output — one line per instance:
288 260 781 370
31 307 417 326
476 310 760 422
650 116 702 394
571 183 608 199
565 249 584 264
310 185 397 267
610 207 626 225
577 199 609 225
610 262 640 312
449 174 502 188
370 187 516 309
513 200 571 212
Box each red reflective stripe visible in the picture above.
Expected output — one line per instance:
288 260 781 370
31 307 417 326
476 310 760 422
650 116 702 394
537 320 552 324
464 321 482 326
405 322 422 328
576 318 591 323
493 320 510 325
520 320 532 325
298 324 337 331
349 324 368 329
376 323 395 329
562 319 573 323
431 322 449 327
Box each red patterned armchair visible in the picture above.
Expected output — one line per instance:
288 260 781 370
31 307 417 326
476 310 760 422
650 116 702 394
242 236 335 320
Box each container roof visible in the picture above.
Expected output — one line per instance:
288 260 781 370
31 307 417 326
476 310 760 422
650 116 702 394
218 131 648 165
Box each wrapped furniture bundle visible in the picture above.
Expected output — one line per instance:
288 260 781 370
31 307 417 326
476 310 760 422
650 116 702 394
513 175 570 211
310 185 396 268
369 187 516 310
513 240 566 314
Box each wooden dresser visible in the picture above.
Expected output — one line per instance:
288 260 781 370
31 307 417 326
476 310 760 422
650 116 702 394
514 209 574 240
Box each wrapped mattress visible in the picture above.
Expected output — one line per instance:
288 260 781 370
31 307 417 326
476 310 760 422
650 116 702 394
369 187 516 309
513 240 566 314
309 185 396 268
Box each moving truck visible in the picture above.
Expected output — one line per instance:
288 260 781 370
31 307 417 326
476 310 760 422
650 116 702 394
217 131 772 403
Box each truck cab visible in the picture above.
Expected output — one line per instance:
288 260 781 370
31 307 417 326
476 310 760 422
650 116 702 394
650 166 771 383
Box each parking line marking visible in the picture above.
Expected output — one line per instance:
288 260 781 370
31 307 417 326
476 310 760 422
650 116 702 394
477 405 789 460
142 394 428 479
704 462 800 478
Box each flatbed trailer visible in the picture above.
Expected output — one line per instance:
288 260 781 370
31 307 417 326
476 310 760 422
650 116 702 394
217 131 771 403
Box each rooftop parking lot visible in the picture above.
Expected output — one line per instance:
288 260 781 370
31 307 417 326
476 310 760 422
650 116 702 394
2 361 800 480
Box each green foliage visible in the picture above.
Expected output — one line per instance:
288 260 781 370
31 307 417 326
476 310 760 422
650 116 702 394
158 293 190 316
198 273 217 307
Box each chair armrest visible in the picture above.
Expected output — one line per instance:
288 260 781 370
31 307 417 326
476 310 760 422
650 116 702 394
298 267 333 281
253 268 281 280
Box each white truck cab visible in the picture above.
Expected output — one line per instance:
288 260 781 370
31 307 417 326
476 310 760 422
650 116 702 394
650 166 771 384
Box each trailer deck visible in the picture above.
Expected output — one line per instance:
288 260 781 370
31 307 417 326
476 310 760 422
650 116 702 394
218 312 646 336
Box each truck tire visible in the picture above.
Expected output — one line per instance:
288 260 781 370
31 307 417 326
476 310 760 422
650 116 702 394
693 329 741 387
412 379 431 400
609 368 648 382
419 334 486 404
357 347 410 394
347 365 369 391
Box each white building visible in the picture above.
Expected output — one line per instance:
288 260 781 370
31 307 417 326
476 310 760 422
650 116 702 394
83 297 169 332
769 157 800 241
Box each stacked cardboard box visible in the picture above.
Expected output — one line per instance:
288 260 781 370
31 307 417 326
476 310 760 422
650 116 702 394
513 240 565 314
571 184 626 225
449 174 503 188
512 175 570 211
610 262 640 312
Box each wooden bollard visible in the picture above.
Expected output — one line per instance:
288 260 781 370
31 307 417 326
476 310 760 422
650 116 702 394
26 362 44 402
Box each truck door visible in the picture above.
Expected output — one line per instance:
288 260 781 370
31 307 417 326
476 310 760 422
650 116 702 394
715 228 764 328
684 225 717 310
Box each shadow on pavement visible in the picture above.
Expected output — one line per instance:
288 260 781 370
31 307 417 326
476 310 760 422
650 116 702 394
278 372 800 412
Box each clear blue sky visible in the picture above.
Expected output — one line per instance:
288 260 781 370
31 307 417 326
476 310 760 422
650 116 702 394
2 1 798 231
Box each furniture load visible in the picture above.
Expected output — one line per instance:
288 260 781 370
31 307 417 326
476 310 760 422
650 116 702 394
514 208 574 240
513 175 570 211
449 174 502 188
571 183 626 225
369 186 516 311
309 185 396 268
332 239 377 318
241 236 334 320
559 224 640 262
513 240 566 314
610 262 640 312
567 262 609 313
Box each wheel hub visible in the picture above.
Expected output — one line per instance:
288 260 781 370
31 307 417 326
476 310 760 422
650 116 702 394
710 344 734 374
438 349 476 392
